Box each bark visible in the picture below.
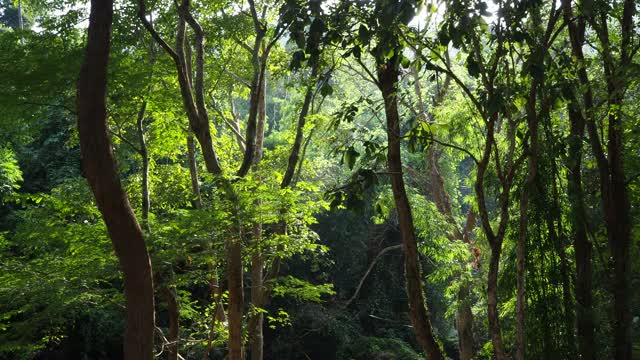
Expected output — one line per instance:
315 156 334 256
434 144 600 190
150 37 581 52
515 85 540 360
227 234 244 360
378 59 444 360
136 99 151 232
561 4 595 359
77 1 155 358
486 242 507 360
248 74 267 360
561 105 588 358
475 115 513 360
281 62 319 188
563 1 634 357
455 284 474 360
163 286 180 360
186 135 203 209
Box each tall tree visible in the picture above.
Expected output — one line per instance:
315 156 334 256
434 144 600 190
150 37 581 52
76 0 155 358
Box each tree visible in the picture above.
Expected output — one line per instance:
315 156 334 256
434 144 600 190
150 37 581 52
76 0 155 358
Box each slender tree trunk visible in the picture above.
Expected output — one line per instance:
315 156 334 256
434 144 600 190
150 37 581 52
228 230 244 360
606 97 632 360
562 1 634 357
487 243 507 360
136 99 151 232
515 87 540 360
281 62 319 188
186 135 203 208
163 286 179 360
77 1 155 358
474 110 509 360
229 89 246 153
378 58 444 360
562 5 595 359
455 284 474 360
249 73 267 360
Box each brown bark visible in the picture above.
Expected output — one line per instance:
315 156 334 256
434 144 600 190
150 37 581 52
562 1 635 357
163 286 180 360
77 1 155 358
227 234 244 360
378 58 444 360
248 74 267 360
455 284 474 360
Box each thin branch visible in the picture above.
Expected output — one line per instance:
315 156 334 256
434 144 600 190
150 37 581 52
430 137 479 165
224 69 251 88
340 244 403 309
137 0 179 62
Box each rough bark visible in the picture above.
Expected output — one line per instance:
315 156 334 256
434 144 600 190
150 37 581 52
77 1 155 358
378 59 444 360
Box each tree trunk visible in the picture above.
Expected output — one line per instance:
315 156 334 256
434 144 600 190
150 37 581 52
561 4 595 359
456 284 474 360
561 1 634 357
77 1 155 358
486 243 507 360
514 86 540 360
186 135 203 208
249 73 267 360
378 59 444 360
163 286 180 360
281 62 319 188
136 99 151 232
228 232 244 360
606 97 632 360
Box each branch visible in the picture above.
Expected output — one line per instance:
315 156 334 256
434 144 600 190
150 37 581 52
340 244 403 309
137 0 179 63
109 129 141 154
224 69 251 88
430 137 479 165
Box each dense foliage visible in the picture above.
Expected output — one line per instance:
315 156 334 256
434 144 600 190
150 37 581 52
0 0 638 359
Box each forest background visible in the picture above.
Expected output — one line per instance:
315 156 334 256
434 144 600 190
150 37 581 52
0 0 638 359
